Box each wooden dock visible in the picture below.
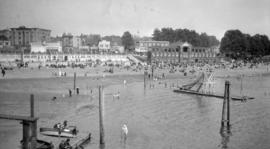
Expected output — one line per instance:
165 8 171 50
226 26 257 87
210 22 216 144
0 114 38 122
70 133 91 149
173 89 254 101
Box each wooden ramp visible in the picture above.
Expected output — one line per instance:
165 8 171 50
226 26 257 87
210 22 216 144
173 89 254 101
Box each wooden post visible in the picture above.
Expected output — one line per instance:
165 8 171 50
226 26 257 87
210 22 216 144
22 121 31 149
74 72 76 91
221 81 231 132
30 94 34 117
221 82 227 128
30 94 37 149
99 86 105 145
226 81 230 129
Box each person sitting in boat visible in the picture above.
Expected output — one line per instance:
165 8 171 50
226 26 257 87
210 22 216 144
54 123 61 129
63 120 68 128
57 123 62 129
72 127 77 135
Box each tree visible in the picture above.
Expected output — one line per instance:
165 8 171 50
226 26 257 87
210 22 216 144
152 28 161 41
152 27 219 47
220 29 270 60
102 35 122 46
121 31 134 52
220 30 248 59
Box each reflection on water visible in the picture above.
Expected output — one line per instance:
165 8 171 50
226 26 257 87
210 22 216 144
220 131 231 149
0 75 270 149
99 144 105 149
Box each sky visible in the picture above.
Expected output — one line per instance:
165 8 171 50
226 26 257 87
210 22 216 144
0 0 269 40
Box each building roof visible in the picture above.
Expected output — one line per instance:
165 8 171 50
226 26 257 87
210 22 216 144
10 26 51 31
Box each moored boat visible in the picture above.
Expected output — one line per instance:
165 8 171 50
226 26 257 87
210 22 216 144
40 126 78 138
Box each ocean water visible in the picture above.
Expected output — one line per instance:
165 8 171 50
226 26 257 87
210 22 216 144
0 75 270 149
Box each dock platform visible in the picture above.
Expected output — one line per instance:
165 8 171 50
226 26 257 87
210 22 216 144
173 89 254 101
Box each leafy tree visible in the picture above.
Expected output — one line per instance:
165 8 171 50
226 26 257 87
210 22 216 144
152 29 162 41
102 35 122 46
220 30 270 60
121 31 134 52
220 30 248 59
80 34 101 46
152 27 219 47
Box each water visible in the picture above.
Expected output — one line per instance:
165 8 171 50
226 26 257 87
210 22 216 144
0 75 270 149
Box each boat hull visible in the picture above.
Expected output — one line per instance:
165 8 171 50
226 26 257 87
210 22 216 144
40 127 76 138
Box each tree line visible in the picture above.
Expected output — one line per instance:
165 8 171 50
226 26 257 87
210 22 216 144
220 30 270 60
152 28 220 47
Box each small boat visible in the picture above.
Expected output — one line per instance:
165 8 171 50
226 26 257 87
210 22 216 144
40 126 78 138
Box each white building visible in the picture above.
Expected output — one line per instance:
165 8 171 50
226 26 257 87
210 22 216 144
30 42 46 53
30 41 62 53
98 40 110 52
46 42 62 53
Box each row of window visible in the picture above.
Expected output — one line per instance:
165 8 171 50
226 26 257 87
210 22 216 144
152 53 215 57
23 55 127 59
99 44 110 48
151 48 213 53
139 42 169 47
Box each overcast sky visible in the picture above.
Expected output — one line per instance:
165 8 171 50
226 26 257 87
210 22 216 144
0 0 269 40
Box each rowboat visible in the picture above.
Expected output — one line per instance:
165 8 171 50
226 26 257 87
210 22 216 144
40 126 78 138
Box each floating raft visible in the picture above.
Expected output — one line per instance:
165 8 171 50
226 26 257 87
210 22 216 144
173 89 254 101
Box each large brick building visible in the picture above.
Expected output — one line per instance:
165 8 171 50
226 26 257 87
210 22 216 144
8 26 51 47
150 42 218 64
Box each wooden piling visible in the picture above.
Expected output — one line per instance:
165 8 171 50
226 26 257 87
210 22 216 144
30 94 34 117
221 83 227 128
221 81 231 132
30 94 37 149
226 81 230 128
74 72 76 91
99 86 105 145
